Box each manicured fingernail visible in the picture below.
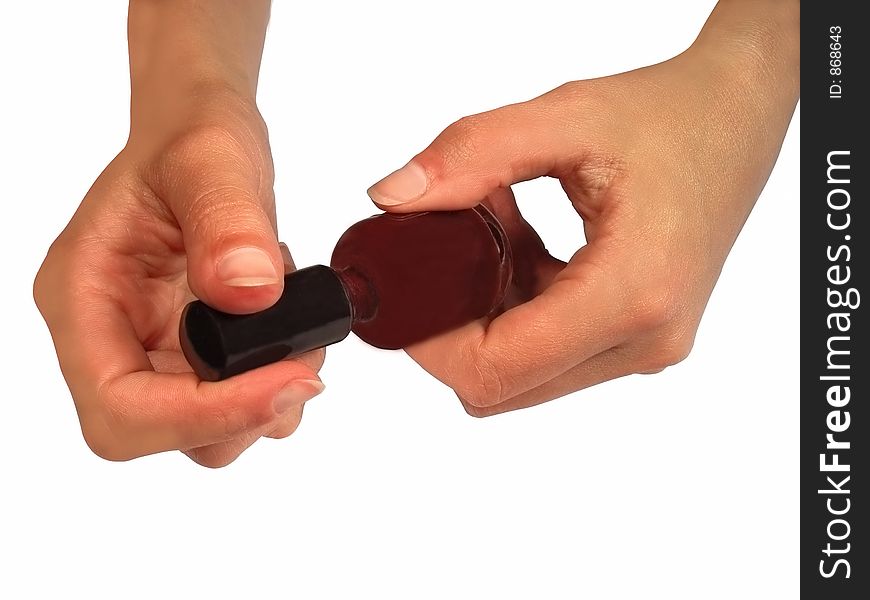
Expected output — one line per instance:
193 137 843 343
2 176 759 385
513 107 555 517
217 247 280 287
274 379 325 414
367 160 429 206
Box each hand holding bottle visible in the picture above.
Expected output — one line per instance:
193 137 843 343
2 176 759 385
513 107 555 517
33 1 323 467
367 0 799 416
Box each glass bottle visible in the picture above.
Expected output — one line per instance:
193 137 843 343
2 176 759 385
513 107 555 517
180 205 512 381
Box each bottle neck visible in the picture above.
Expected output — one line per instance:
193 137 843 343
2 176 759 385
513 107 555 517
335 267 378 323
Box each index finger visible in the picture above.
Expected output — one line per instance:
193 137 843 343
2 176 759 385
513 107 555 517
35 259 319 461
405 236 636 408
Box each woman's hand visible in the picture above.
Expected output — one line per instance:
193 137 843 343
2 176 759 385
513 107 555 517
34 88 324 467
34 0 324 467
367 0 799 416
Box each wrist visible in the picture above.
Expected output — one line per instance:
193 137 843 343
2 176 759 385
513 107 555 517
127 0 269 142
129 79 258 147
684 0 799 91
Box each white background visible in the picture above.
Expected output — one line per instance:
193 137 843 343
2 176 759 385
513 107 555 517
1 1 798 598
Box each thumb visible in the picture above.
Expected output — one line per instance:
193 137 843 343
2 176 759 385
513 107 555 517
367 98 577 212
169 159 284 315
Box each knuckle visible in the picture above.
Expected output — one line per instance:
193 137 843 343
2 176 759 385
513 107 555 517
208 391 275 440
639 366 667 375
547 80 608 111
81 428 128 462
629 283 687 333
214 405 258 440
82 386 135 461
184 186 263 239
461 401 488 419
197 382 275 445
186 446 241 469
32 240 68 318
649 334 695 370
32 261 50 315
439 115 490 165
550 80 583 98
79 412 131 462
448 114 486 138
454 348 505 409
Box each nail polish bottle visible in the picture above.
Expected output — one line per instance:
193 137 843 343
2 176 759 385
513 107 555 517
180 205 512 381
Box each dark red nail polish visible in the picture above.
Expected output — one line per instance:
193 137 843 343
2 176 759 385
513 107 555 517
180 205 512 381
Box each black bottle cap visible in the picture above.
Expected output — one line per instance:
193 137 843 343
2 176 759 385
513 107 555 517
180 265 353 381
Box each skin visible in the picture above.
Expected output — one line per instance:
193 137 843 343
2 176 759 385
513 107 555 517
35 0 799 465
34 1 324 468
369 0 800 416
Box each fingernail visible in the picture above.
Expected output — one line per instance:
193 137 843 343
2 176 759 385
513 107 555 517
217 247 280 287
367 160 429 206
278 242 295 274
274 379 325 414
